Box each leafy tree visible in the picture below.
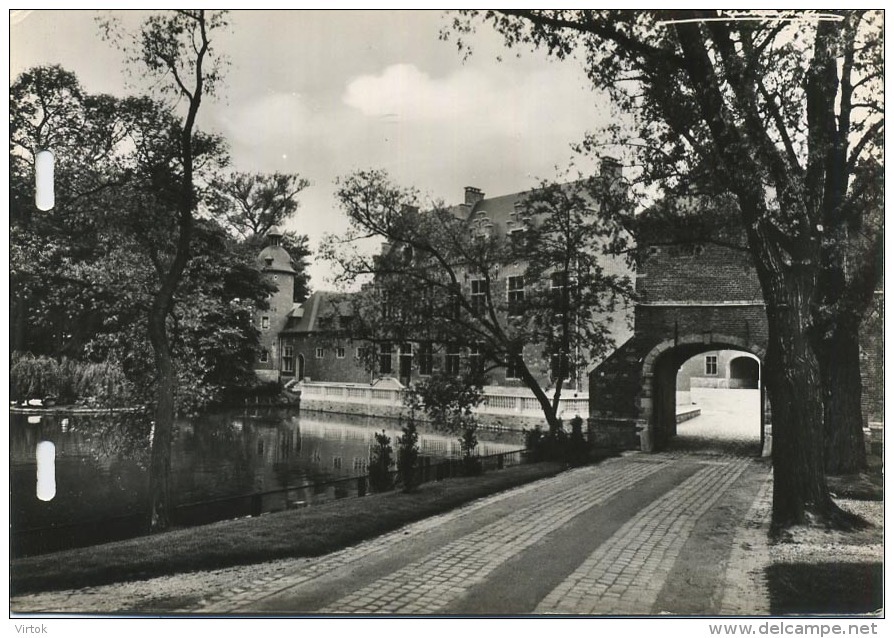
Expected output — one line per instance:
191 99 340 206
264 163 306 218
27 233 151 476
212 171 310 240
210 171 313 302
10 62 270 419
9 65 137 355
449 9 882 527
100 9 230 532
324 169 632 432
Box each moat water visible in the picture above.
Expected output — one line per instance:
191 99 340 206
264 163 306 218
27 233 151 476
10 409 525 557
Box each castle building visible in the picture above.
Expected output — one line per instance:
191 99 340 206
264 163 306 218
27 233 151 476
253 166 634 392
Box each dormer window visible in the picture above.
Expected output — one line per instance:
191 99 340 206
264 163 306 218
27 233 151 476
265 257 274 266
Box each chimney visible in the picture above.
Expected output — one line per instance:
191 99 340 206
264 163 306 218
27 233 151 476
600 157 622 183
464 186 485 206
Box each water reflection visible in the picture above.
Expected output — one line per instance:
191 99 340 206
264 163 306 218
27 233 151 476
10 409 524 556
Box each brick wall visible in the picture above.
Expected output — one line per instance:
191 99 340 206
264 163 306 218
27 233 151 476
283 333 371 384
638 243 762 303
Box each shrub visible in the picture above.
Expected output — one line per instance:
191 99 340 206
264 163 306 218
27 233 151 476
459 420 482 475
73 361 132 407
525 422 575 463
368 429 394 492
396 417 420 492
9 352 133 406
10 353 63 400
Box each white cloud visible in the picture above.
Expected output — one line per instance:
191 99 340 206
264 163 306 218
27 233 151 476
343 63 489 121
342 62 607 143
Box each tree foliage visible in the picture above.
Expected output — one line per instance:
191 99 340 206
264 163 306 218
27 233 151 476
448 9 882 526
212 171 310 240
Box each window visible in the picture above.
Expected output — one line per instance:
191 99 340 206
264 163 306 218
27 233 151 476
259 349 269 363
449 283 461 319
336 347 345 359
315 347 324 359
418 342 433 376
261 315 270 330
399 343 413 379
551 271 568 313
283 345 294 372
471 279 487 315
354 347 363 360
508 276 525 317
379 342 392 374
550 350 568 381
445 344 460 375
705 355 718 376
509 228 526 252
506 345 523 380
469 345 483 376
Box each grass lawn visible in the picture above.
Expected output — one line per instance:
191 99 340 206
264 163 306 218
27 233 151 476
11 460 566 596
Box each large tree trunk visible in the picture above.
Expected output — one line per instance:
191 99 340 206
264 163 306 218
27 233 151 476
763 301 833 528
818 320 867 475
147 306 175 532
749 223 862 530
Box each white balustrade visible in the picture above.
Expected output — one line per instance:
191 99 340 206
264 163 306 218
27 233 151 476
297 381 588 421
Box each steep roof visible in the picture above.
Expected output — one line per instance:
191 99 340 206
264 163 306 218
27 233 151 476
257 244 295 275
283 291 355 333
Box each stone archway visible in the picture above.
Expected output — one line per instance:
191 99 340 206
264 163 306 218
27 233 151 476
729 355 760 389
638 334 768 454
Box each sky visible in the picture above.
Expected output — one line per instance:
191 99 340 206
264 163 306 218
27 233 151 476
10 9 612 289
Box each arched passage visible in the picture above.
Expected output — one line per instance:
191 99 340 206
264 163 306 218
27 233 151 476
639 334 769 455
729 355 760 389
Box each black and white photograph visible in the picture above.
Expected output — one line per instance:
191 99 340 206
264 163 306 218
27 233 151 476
8 7 885 625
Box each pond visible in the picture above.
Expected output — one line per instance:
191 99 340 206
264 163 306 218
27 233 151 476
10 409 525 557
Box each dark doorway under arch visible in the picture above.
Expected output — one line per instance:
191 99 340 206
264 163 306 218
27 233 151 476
729 356 760 389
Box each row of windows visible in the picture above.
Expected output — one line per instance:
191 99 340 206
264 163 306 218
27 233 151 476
259 342 533 380
467 272 569 317
261 273 567 337
377 342 524 379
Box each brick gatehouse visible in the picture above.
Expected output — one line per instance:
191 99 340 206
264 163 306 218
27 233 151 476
588 206 771 453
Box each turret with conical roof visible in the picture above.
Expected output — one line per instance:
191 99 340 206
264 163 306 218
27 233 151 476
254 228 297 382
